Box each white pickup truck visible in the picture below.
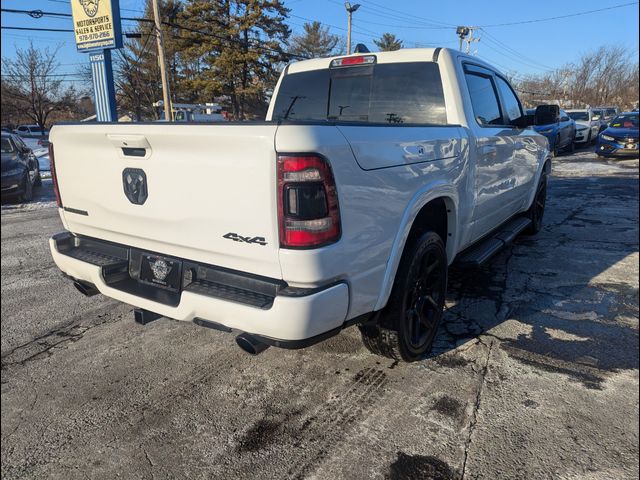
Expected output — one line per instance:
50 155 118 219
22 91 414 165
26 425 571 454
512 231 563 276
49 48 551 362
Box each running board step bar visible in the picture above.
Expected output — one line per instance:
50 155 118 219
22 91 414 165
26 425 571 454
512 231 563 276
457 217 531 267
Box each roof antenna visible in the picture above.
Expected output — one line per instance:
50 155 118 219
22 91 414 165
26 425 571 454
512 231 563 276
353 43 370 53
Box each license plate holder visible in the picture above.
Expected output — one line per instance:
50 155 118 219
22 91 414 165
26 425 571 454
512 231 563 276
139 253 183 292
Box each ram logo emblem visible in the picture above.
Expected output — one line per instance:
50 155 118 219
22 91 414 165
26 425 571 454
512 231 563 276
122 168 148 205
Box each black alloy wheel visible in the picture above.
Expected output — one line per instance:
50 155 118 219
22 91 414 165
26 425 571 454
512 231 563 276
359 231 448 362
526 169 547 235
403 246 446 352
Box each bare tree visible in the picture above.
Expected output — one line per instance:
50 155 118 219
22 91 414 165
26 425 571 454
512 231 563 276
514 46 639 110
1 42 77 132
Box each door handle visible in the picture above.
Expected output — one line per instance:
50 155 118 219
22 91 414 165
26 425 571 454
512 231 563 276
481 145 497 156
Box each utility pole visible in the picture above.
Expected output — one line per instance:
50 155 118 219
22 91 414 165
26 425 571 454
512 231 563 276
456 26 480 55
152 0 173 121
345 2 361 54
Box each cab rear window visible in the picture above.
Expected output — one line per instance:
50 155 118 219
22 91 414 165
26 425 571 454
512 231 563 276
273 62 447 125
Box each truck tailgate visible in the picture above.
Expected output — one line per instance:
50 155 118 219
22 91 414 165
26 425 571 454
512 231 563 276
50 123 282 279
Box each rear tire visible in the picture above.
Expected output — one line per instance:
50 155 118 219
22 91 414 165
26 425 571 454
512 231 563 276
19 174 33 202
525 167 548 235
360 231 447 362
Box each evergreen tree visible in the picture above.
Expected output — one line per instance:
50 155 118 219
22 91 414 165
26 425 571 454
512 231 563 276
289 21 339 59
374 33 403 52
177 0 290 119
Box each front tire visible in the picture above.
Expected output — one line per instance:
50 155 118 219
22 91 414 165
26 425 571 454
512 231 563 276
525 167 548 235
360 231 448 362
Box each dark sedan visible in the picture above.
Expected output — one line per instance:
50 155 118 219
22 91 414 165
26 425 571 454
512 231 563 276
1 133 42 202
596 112 639 159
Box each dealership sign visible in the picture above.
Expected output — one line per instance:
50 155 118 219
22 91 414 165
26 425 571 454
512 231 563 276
71 0 123 51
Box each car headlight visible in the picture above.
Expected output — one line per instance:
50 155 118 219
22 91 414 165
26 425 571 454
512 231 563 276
2 168 24 177
601 134 615 141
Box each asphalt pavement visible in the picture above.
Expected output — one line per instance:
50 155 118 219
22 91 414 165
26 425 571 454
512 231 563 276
1 149 638 479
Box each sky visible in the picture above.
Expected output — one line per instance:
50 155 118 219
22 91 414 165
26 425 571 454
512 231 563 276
1 0 639 87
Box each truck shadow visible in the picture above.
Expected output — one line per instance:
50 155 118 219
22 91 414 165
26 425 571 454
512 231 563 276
428 172 639 389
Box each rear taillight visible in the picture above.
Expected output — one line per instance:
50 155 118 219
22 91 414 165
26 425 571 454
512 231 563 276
277 154 341 248
48 143 62 207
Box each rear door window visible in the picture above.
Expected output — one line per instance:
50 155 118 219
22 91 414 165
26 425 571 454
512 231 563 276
272 61 447 125
464 72 502 126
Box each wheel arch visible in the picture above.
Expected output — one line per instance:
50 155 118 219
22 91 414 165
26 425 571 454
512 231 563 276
374 186 458 311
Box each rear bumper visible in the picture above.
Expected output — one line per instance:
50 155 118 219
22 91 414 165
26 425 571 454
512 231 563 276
49 232 350 342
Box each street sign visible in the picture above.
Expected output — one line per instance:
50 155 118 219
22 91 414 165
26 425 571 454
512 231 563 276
71 0 123 52
69 0 122 122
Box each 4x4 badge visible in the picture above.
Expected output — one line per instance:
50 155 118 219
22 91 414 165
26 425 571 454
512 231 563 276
223 232 267 246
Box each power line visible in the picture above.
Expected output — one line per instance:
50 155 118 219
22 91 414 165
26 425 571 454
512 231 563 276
480 29 555 71
480 37 554 73
43 0 145 15
1 8 309 60
1 26 73 33
479 1 639 27
361 0 456 27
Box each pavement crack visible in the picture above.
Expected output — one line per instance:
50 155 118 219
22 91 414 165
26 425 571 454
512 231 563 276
143 447 155 468
1 303 124 370
460 339 494 480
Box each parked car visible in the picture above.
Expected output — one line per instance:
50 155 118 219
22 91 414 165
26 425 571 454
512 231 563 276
527 107 576 155
596 111 639 158
599 106 619 122
589 108 608 132
567 109 600 145
48 48 551 362
1 132 42 201
15 124 49 138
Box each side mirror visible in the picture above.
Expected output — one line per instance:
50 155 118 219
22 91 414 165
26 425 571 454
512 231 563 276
534 104 560 125
514 115 534 128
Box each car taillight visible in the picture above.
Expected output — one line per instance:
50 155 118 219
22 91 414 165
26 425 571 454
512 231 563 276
277 154 341 248
48 143 62 207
